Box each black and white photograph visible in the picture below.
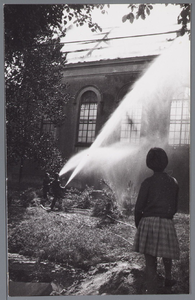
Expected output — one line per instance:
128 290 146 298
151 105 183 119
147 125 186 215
5 2 191 296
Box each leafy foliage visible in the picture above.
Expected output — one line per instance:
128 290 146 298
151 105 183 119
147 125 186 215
61 180 120 218
8 207 129 267
5 4 103 180
122 3 191 35
63 4 103 32
122 4 153 23
6 40 67 171
61 186 93 211
177 4 191 36
4 4 102 62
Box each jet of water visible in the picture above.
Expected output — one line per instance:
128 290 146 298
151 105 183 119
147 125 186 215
59 35 190 200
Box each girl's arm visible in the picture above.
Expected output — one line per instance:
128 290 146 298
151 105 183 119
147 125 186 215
175 188 179 214
134 180 149 228
173 178 179 214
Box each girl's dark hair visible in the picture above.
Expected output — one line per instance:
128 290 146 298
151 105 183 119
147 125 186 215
146 147 168 172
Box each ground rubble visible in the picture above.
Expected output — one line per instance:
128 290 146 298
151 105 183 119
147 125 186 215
8 205 187 295
62 260 146 296
8 252 84 295
8 252 146 296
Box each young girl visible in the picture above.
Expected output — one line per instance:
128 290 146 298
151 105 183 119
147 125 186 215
132 147 180 294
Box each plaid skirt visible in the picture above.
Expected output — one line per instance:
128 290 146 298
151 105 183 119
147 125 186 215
132 216 180 259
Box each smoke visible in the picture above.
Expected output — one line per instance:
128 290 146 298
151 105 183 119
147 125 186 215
59 35 190 202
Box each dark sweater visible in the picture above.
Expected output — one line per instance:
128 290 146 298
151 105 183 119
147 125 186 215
134 172 179 228
51 179 63 197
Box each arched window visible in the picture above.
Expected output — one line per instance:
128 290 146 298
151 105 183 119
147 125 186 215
120 104 142 143
77 90 98 144
169 87 190 146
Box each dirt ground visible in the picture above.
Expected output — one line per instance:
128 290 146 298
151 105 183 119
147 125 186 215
8 204 189 296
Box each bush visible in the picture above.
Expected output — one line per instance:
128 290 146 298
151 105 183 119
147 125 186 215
120 185 138 217
76 186 93 209
92 198 108 217
62 183 120 217
121 198 135 217
8 187 42 208
8 207 129 267
91 196 121 222
61 186 93 212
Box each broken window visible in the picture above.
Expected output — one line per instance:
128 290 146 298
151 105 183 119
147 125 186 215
120 104 142 143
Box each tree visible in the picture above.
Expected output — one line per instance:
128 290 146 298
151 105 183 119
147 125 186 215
5 4 103 182
122 3 191 36
6 40 68 180
176 4 191 36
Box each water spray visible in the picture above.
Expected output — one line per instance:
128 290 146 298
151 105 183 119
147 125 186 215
60 36 190 198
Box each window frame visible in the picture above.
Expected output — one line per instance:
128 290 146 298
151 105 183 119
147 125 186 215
75 87 101 148
78 101 98 144
168 88 190 147
120 103 143 144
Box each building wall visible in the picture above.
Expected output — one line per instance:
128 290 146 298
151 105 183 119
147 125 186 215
59 56 154 159
58 55 190 213
8 55 189 213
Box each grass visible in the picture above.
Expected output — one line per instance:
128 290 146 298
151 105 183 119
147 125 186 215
8 206 134 267
7 189 190 294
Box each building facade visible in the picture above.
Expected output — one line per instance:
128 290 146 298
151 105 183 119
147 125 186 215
58 50 190 212
58 56 154 157
8 30 190 213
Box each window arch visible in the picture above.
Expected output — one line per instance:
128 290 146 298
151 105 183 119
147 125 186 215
77 87 101 146
169 87 190 146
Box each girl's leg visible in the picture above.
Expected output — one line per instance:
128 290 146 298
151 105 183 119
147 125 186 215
162 258 176 287
144 254 157 294
162 258 172 280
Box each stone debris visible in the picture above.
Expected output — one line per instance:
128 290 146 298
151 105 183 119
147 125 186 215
64 261 144 295
9 281 53 296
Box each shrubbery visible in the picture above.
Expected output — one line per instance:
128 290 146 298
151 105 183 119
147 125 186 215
62 186 93 210
8 187 42 208
8 182 135 267
61 183 122 220
8 178 136 219
8 207 130 267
